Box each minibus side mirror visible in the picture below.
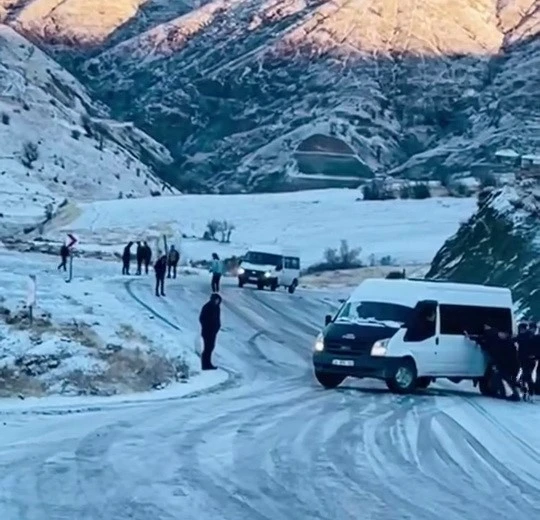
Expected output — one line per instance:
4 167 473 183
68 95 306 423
276 264 283 271
325 314 332 326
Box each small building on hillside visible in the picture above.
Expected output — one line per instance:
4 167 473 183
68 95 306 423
520 154 540 177
494 148 520 166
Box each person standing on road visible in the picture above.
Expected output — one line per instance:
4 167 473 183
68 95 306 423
122 241 133 275
154 254 167 297
210 252 224 292
142 241 152 274
167 245 180 279
516 322 539 398
136 241 144 275
58 244 70 272
199 293 222 370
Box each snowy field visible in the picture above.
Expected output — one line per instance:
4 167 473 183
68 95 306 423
49 190 477 267
0 247 538 519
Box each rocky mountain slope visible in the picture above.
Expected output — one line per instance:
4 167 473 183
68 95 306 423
427 184 540 318
0 23 176 234
1 0 539 193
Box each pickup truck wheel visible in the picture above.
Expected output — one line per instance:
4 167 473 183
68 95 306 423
386 358 417 394
314 370 345 389
416 377 431 389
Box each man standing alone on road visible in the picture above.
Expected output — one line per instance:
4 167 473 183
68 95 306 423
199 293 222 370
210 252 224 292
154 254 167 297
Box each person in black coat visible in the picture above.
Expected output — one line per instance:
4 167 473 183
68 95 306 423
199 293 222 370
122 241 133 275
475 325 520 400
136 241 144 275
154 254 167 296
58 244 70 271
516 322 539 397
142 241 152 274
167 246 180 279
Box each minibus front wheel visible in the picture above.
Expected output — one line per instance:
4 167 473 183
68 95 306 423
386 358 417 394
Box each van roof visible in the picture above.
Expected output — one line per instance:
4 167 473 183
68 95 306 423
349 278 512 308
248 245 300 257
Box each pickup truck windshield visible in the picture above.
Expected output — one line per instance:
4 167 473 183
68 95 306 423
336 301 413 327
244 252 282 266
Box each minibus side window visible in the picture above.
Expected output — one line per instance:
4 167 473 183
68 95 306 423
404 303 437 342
439 304 512 336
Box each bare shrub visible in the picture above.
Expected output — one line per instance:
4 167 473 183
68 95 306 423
305 240 363 274
204 219 235 242
0 365 45 398
1 112 10 125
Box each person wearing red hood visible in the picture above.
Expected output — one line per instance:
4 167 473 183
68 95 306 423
199 293 222 370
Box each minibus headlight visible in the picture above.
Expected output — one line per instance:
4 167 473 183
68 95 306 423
264 271 272 278
237 267 245 275
371 339 389 356
314 333 325 352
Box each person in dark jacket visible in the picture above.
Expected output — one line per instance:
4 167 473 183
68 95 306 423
122 241 133 275
142 242 152 274
475 325 520 400
516 322 539 398
154 254 167 296
199 293 222 370
167 245 180 279
136 241 144 275
58 244 70 271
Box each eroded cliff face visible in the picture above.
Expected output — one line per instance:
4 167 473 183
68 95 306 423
2 0 540 192
427 183 540 318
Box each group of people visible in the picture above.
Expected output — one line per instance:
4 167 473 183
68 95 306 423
470 322 540 401
118 242 225 371
121 241 182 296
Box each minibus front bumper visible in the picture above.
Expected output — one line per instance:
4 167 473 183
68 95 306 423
313 351 401 380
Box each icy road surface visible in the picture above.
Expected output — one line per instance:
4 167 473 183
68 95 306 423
0 273 539 520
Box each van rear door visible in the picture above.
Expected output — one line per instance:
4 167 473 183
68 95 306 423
282 256 300 286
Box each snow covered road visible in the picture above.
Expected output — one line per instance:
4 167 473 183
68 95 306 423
1 274 539 520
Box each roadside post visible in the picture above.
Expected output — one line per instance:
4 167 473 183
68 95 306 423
65 233 78 283
27 274 36 325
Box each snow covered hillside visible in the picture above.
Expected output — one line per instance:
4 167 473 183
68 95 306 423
0 24 176 236
3 0 538 193
428 184 540 318
42 190 477 267
0 250 200 397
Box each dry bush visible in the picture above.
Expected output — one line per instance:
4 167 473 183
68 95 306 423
117 324 152 345
0 365 45 398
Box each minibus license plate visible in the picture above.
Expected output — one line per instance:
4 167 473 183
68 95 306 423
332 359 353 367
